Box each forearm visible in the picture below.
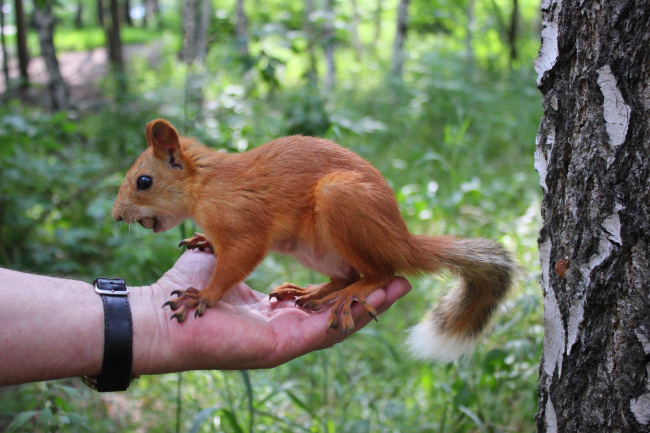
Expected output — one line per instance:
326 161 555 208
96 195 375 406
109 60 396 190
0 268 171 386
0 269 104 385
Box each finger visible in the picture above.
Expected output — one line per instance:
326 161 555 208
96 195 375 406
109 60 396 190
270 278 412 357
375 277 411 314
322 278 412 342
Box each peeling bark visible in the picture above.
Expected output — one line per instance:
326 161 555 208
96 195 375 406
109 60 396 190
535 0 650 432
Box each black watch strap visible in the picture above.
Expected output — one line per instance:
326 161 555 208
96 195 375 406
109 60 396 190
82 278 135 392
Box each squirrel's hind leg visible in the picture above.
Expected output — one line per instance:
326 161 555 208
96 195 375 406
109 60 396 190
316 276 390 334
269 273 359 307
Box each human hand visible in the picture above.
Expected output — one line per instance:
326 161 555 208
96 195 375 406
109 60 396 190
131 249 411 375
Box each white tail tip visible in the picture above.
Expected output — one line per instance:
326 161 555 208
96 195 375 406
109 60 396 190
406 321 477 362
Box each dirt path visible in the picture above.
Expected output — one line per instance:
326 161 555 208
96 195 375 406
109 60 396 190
1 41 163 110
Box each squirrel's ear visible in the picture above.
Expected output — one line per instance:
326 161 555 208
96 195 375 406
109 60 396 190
145 119 183 169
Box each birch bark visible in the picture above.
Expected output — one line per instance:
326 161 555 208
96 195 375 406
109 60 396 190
534 0 650 431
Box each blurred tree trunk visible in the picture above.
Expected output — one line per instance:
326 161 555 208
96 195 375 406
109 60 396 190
105 0 124 67
303 0 318 85
14 0 29 88
195 0 210 63
96 0 104 27
123 0 132 27
371 0 383 53
74 1 83 28
390 0 409 78
33 0 74 110
235 0 249 60
507 0 518 64
465 0 474 60
535 0 650 432
180 0 197 62
142 0 159 29
103 0 126 94
323 0 335 92
350 0 362 62
180 0 211 126
0 0 10 90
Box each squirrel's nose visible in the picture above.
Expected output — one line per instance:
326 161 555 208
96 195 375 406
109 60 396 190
117 216 123 222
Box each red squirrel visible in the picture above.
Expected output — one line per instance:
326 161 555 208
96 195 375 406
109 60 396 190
112 119 518 361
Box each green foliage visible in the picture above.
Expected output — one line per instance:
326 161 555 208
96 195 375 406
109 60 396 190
0 0 543 431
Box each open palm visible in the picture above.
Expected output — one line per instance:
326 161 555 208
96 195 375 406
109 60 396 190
150 249 410 371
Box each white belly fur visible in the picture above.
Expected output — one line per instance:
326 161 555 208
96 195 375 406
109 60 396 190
272 239 354 279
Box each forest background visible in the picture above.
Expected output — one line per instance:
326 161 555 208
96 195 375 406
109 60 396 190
0 0 543 431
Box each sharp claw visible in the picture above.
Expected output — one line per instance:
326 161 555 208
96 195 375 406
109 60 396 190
170 290 183 297
327 318 339 334
171 310 187 323
368 310 378 322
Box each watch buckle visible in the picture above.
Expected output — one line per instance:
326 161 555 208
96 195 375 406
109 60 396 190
94 278 130 296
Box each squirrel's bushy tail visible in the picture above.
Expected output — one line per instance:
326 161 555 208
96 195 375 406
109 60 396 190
403 235 519 362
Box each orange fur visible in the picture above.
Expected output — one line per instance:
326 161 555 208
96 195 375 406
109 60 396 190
112 119 519 360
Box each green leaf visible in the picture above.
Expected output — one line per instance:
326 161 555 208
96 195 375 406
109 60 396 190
6 411 39 432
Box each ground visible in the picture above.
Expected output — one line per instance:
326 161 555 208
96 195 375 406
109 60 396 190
0 42 162 109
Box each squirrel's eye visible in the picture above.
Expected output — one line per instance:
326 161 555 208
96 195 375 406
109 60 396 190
137 175 153 191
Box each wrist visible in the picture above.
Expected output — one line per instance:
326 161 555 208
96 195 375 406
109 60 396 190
129 283 177 376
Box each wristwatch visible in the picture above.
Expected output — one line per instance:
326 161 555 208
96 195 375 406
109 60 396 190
81 278 137 392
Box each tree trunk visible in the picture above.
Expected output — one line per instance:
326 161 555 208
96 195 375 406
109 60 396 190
74 1 83 28
123 0 133 27
371 0 383 53
465 0 474 60
323 0 335 93
33 1 74 111
14 0 29 88
96 0 104 27
180 0 211 127
350 0 362 62
534 0 650 432
507 0 518 65
180 0 197 62
389 0 409 78
0 0 10 90
106 0 124 67
195 0 210 64
180 0 210 64
303 0 318 85
235 0 249 60
103 0 126 94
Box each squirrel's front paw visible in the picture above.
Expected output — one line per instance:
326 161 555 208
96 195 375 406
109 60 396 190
163 287 211 323
179 233 214 253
